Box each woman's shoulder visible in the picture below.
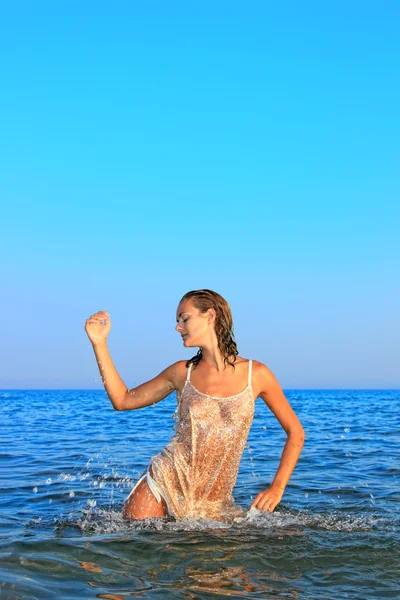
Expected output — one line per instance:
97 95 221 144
235 357 270 380
164 359 189 371
235 356 267 369
163 360 190 388
247 360 282 395
241 358 276 380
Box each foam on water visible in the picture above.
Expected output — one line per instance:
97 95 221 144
50 503 396 536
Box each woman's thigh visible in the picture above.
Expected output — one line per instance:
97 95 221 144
123 469 169 520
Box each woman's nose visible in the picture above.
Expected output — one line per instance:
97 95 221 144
175 323 182 332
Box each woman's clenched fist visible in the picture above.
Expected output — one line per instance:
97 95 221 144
85 311 111 345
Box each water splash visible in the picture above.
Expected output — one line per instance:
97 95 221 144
51 504 397 536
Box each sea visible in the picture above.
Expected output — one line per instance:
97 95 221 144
1 389 399 599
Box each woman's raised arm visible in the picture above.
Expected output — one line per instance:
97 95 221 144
85 310 180 411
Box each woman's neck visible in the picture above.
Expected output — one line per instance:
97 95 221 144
199 347 226 372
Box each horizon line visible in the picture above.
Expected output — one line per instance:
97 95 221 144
1 388 399 393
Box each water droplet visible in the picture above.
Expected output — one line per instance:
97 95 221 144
87 499 97 508
69 491 75 497
45 478 52 485
344 427 351 433
33 487 38 493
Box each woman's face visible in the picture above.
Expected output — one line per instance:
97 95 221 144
175 299 213 348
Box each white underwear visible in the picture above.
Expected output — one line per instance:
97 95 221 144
126 466 174 516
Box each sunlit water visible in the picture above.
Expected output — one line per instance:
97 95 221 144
1 389 399 599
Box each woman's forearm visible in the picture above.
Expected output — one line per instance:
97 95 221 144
92 341 128 410
271 429 305 491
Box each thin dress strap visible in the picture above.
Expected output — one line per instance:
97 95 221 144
248 359 252 386
186 363 193 381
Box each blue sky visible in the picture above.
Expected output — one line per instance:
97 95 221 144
1 1 399 389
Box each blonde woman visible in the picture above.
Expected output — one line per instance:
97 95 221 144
85 289 305 522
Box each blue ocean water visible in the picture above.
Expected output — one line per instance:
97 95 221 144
1 389 399 599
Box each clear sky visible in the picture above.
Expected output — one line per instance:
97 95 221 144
1 1 399 389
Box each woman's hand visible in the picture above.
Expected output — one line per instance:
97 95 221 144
85 311 111 345
250 484 284 513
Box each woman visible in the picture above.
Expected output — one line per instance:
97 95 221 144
85 289 305 522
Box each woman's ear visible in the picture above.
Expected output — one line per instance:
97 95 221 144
207 308 216 323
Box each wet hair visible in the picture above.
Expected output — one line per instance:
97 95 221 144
180 289 238 369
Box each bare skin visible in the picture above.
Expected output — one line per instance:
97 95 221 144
85 299 305 519
122 465 169 519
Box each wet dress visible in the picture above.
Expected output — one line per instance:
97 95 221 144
127 360 255 521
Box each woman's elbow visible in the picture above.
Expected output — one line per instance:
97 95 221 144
110 393 127 411
300 427 306 443
113 390 142 411
288 425 306 445
297 426 306 447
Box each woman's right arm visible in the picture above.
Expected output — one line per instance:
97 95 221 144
85 311 180 411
